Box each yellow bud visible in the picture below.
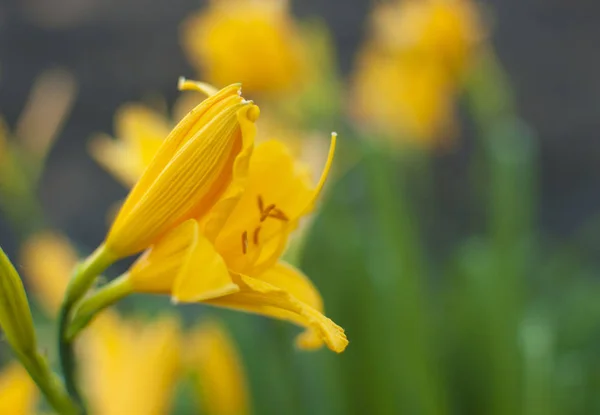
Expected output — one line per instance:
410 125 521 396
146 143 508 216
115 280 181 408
104 81 259 258
0 247 37 358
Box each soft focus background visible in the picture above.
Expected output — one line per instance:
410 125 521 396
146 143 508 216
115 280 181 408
3 0 600 414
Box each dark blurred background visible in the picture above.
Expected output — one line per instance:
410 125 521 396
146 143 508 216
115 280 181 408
2 0 600 256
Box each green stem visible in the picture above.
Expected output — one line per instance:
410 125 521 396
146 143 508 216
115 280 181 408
66 274 132 341
58 244 116 412
20 352 79 415
362 139 445 415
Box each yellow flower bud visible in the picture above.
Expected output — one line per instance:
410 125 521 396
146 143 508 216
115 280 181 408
104 80 259 258
0 247 38 359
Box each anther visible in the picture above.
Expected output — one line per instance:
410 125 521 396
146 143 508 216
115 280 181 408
253 227 262 245
260 204 276 222
257 195 264 213
241 231 248 254
269 208 289 222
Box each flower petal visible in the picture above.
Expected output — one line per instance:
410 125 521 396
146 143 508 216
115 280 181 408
81 312 181 415
106 84 246 257
255 261 325 350
257 261 322 309
128 220 238 302
115 84 241 218
107 95 255 257
114 103 170 167
0 362 38 414
214 134 336 275
88 133 143 187
20 232 76 316
187 320 250 415
204 272 348 353
172 226 239 303
202 104 258 242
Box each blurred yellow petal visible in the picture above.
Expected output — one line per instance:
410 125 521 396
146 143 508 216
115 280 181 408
89 133 145 187
104 82 259 258
81 312 181 415
353 51 456 144
181 0 308 95
188 321 250 415
89 104 169 187
0 362 38 415
20 232 76 316
351 0 484 145
206 273 348 353
15 68 77 159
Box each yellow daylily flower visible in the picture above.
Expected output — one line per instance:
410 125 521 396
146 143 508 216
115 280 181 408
89 104 170 187
80 312 181 415
181 0 308 95
0 362 39 415
187 320 250 415
102 79 259 259
100 135 347 353
351 0 483 146
20 232 76 316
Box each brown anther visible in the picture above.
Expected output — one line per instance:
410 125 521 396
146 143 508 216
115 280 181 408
269 208 289 222
241 231 248 254
260 204 276 222
257 195 264 213
253 226 262 245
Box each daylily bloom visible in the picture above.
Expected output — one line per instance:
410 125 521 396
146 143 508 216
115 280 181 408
187 320 250 415
80 313 181 415
351 0 483 146
89 104 170 187
0 363 38 415
101 79 259 259
81 135 347 353
181 0 308 95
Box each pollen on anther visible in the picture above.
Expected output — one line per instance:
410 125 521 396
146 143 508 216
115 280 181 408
241 231 248 254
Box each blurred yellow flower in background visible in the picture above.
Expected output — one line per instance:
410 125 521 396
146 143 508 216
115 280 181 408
81 312 181 415
188 320 250 415
181 0 308 95
0 363 38 415
20 232 76 316
352 0 483 146
89 104 170 187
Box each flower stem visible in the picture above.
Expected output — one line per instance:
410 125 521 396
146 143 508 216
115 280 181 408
20 352 80 415
66 274 132 341
58 243 116 412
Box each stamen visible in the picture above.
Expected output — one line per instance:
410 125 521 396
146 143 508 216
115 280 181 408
253 227 262 245
257 195 264 213
260 204 276 222
241 231 248 254
269 208 289 222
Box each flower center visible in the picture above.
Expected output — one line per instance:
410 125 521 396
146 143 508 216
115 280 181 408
241 195 289 254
